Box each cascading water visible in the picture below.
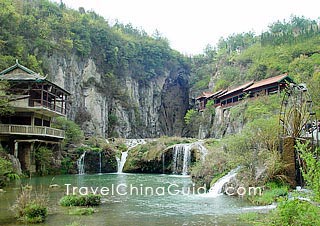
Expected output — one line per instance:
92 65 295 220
162 152 165 174
77 151 86 175
170 141 208 175
99 152 102 174
116 151 128 173
115 139 146 173
8 154 22 175
206 167 240 197
172 144 191 175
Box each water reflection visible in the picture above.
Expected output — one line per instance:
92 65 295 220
0 173 267 226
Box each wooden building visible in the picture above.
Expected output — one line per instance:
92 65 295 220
243 73 293 97
215 81 253 108
196 74 294 111
0 60 70 173
196 91 214 111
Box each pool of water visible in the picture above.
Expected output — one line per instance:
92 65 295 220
0 173 265 225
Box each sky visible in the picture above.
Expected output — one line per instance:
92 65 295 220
52 0 319 55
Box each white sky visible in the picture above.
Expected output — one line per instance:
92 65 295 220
52 0 319 55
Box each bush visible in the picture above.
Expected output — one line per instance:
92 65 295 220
23 203 47 223
0 156 15 187
240 199 320 225
11 189 48 223
60 194 101 207
270 199 320 225
52 117 84 146
35 146 53 176
296 141 320 202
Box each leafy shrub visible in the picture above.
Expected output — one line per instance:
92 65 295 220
11 189 48 223
296 141 320 202
270 199 320 226
60 194 101 207
0 156 16 187
52 117 84 146
23 203 47 223
35 146 53 176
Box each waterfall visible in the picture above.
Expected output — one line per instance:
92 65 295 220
207 167 240 197
77 151 86 175
115 139 146 173
8 154 22 175
170 141 208 175
116 151 128 173
99 152 102 174
172 144 191 175
162 152 165 174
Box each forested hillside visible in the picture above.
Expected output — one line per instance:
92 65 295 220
0 0 319 138
190 16 320 115
0 0 190 138
0 0 186 78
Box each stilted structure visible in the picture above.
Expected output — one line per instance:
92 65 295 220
0 60 70 174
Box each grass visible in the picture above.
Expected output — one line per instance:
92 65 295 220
248 182 289 205
11 188 48 223
68 207 96 215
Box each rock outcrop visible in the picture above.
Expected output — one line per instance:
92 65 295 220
43 54 189 138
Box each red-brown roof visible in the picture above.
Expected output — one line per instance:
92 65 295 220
207 89 226 99
218 80 254 99
243 73 290 91
196 91 214 100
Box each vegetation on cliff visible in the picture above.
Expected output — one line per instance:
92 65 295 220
123 137 196 173
190 16 320 115
0 0 188 81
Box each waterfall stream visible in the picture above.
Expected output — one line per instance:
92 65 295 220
207 167 240 197
171 141 208 175
8 154 22 175
116 139 146 173
77 151 86 175
99 152 102 174
116 151 128 173
172 144 192 175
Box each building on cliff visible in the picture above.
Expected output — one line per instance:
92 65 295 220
0 60 70 173
196 73 294 110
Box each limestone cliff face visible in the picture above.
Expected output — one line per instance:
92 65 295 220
197 107 244 139
44 54 189 138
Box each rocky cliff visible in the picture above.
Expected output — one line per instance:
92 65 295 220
44 54 189 138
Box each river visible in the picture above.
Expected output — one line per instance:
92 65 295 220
0 173 266 225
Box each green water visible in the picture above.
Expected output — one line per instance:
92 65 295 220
0 173 262 225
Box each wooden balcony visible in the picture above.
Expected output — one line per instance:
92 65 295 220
0 124 65 139
10 97 66 117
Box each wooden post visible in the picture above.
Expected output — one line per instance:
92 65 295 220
282 137 297 188
41 84 44 106
46 87 49 108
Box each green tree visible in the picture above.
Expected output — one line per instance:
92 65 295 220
52 117 84 146
0 81 14 116
35 146 53 176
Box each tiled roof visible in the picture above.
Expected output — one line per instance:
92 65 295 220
0 73 45 81
196 91 214 100
218 80 254 99
243 73 289 91
207 89 226 99
0 60 46 81
0 60 71 95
